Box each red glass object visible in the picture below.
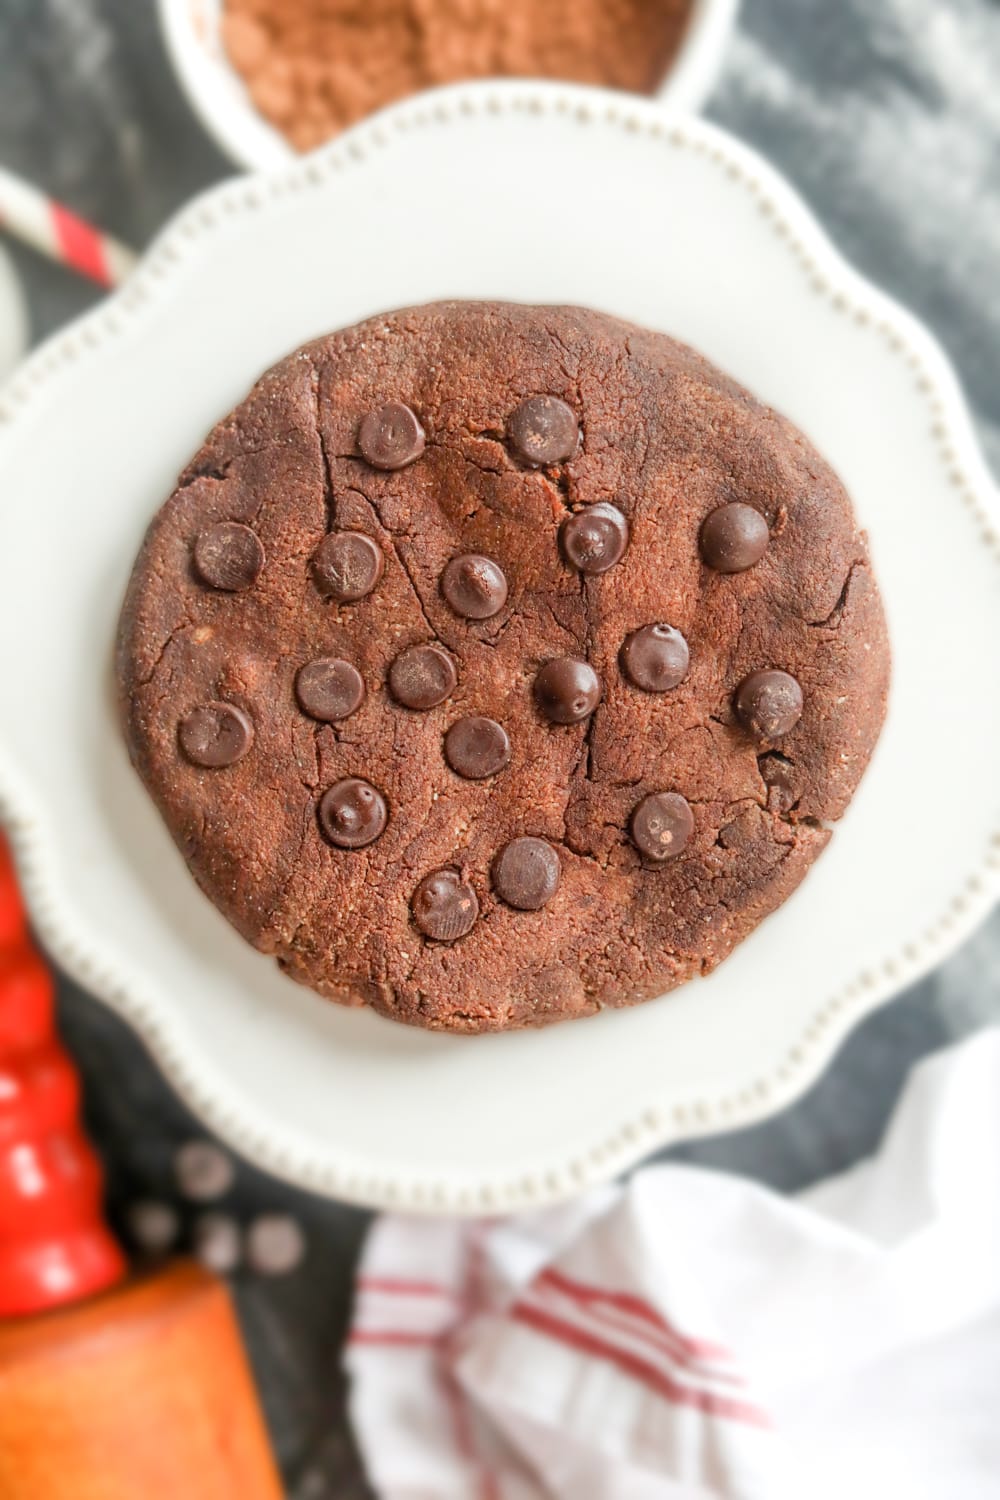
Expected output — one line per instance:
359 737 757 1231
0 837 125 1316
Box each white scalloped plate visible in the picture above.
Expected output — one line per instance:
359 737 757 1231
1 84 999 1214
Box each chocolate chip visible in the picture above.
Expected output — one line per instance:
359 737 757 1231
735 670 803 739
192 1212 242 1275
441 554 508 619
297 1471 328 1500
318 777 388 848
630 792 694 861
508 395 579 466
246 1214 306 1276
620 624 690 692
357 402 425 470
312 531 384 602
178 702 253 768
560 503 629 574
388 643 457 709
444 716 511 779
193 521 265 591
411 869 479 940
125 1199 180 1257
295 658 364 722
534 658 601 724
174 1139 235 1201
493 838 560 910
700 504 769 573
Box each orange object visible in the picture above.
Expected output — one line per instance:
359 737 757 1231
0 1260 283 1500
0 838 283 1499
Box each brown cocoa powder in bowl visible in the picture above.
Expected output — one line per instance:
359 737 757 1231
222 0 693 152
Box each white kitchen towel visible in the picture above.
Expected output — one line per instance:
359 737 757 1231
345 1029 1000 1499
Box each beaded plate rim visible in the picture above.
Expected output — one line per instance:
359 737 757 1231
1 82 998 1213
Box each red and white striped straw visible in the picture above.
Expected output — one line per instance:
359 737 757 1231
0 165 136 288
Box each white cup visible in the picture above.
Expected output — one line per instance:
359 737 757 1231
159 0 739 170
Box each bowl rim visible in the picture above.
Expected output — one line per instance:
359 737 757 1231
157 0 740 169
2 82 999 1213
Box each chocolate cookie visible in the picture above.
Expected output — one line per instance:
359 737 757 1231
117 302 890 1032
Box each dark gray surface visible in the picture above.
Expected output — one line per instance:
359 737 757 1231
1 1 998 1494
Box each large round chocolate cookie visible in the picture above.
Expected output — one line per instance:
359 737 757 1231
117 302 889 1032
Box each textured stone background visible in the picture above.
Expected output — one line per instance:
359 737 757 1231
1 1 998 1494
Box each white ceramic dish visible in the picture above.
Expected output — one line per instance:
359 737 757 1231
159 0 739 169
0 244 27 382
1 84 998 1214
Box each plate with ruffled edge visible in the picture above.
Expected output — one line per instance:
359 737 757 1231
0 82 997 1212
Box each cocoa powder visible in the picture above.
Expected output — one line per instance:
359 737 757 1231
222 0 693 151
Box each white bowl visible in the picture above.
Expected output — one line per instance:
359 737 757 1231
159 0 739 169
1 84 998 1214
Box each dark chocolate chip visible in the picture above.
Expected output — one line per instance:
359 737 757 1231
246 1214 306 1276
318 777 388 848
444 716 511 779
193 521 265 591
125 1200 180 1257
192 1212 242 1275
534 658 601 724
388 643 457 709
411 869 479 941
174 1139 236 1201
735 670 803 739
357 402 425 470
508 395 579 466
298 1470 327 1500
178 702 253 768
620 624 690 692
630 792 694 861
493 837 560 911
700 504 769 573
441 554 508 619
295 658 364 722
312 531 384 602
560 502 629 574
